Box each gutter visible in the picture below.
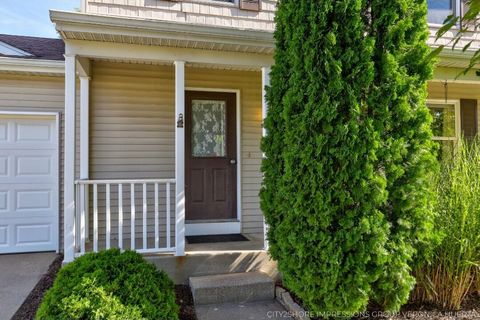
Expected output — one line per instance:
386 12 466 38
0 57 65 76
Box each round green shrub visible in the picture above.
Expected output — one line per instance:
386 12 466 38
261 0 436 316
37 249 179 320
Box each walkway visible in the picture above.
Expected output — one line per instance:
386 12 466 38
0 252 56 320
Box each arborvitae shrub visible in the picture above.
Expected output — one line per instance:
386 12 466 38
261 0 436 316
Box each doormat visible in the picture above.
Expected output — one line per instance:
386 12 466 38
186 234 249 244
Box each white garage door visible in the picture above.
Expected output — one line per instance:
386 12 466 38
0 115 58 254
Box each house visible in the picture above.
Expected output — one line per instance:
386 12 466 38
0 0 478 269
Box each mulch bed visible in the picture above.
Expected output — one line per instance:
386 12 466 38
277 281 480 320
176 285 197 320
11 255 196 320
11 254 63 320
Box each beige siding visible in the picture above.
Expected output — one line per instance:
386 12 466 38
89 61 264 241
0 73 65 251
85 0 277 31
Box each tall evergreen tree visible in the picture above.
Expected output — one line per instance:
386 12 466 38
261 0 436 315
368 0 437 310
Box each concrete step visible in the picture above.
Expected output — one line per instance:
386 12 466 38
146 251 278 284
189 272 275 305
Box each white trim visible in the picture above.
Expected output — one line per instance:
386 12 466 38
81 0 87 12
185 87 242 232
185 222 241 236
261 66 270 250
175 61 186 256
0 111 60 253
51 10 274 54
0 41 33 57
64 40 273 70
0 57 64 75
79 76 90 241
64 55 76 263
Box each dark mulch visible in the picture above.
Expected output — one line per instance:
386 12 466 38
11 254 63 320
176 285 197 320
11 255 196 320
277 282 480 320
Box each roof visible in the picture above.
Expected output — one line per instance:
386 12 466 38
0 34 65 61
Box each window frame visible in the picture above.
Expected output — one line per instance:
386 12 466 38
427 99 461 142
427 0 462 26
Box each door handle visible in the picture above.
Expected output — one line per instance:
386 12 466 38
230 159 237 165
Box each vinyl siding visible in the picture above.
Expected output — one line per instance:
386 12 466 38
85 0 277 31
0 74 65 252
89 60 264 242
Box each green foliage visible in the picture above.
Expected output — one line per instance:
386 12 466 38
261 0 436 316
37 249 179 320
414 138 480 310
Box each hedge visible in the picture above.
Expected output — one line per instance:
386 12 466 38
37 249 179 320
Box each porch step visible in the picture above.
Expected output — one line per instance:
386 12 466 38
189 272 275 305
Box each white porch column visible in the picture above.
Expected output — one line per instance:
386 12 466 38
79 76 90 244
64 55 77 263
174 61 186 256
261 66 271 251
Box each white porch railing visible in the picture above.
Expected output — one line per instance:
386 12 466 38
75 179 176 257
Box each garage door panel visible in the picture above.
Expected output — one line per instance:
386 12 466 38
16 224 52 245
0 116 58 254
0 150 57 183
0 157 6 176
16 189 52 211
0 191 8 211
0 122 7 141
15 122 53 142
0 217 57 254
17 156 52 176
0 226 8 246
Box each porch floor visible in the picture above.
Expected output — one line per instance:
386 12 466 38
80 234 265 255
186 236 264 253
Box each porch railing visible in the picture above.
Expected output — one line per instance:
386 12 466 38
75 179 176 257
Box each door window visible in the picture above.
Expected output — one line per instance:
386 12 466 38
191 100 227 158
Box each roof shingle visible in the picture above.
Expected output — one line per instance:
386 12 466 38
0 34 65 61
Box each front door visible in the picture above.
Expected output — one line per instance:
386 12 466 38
185 91 237 222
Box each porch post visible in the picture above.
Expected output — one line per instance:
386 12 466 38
79 76 90 242
64 55 77 263
174 61 186 256
261 66 271 251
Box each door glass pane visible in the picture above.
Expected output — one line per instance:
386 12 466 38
429 104 456 137
427 0 454 24
192 100 227 157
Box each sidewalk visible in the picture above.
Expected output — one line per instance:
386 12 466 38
196 300 294 320
0 252 56 320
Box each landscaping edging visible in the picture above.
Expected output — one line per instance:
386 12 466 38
275 286 311 320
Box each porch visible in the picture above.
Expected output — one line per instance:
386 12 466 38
64 57 272 262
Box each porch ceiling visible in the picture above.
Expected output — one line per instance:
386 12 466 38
50 10 275 55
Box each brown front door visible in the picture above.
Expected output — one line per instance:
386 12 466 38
185 91 237 221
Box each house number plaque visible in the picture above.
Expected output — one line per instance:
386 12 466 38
177 113 184 128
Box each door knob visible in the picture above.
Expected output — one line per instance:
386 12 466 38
230 159 237 165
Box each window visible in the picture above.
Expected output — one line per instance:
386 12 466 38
427 0 461 24
427 100 461 159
